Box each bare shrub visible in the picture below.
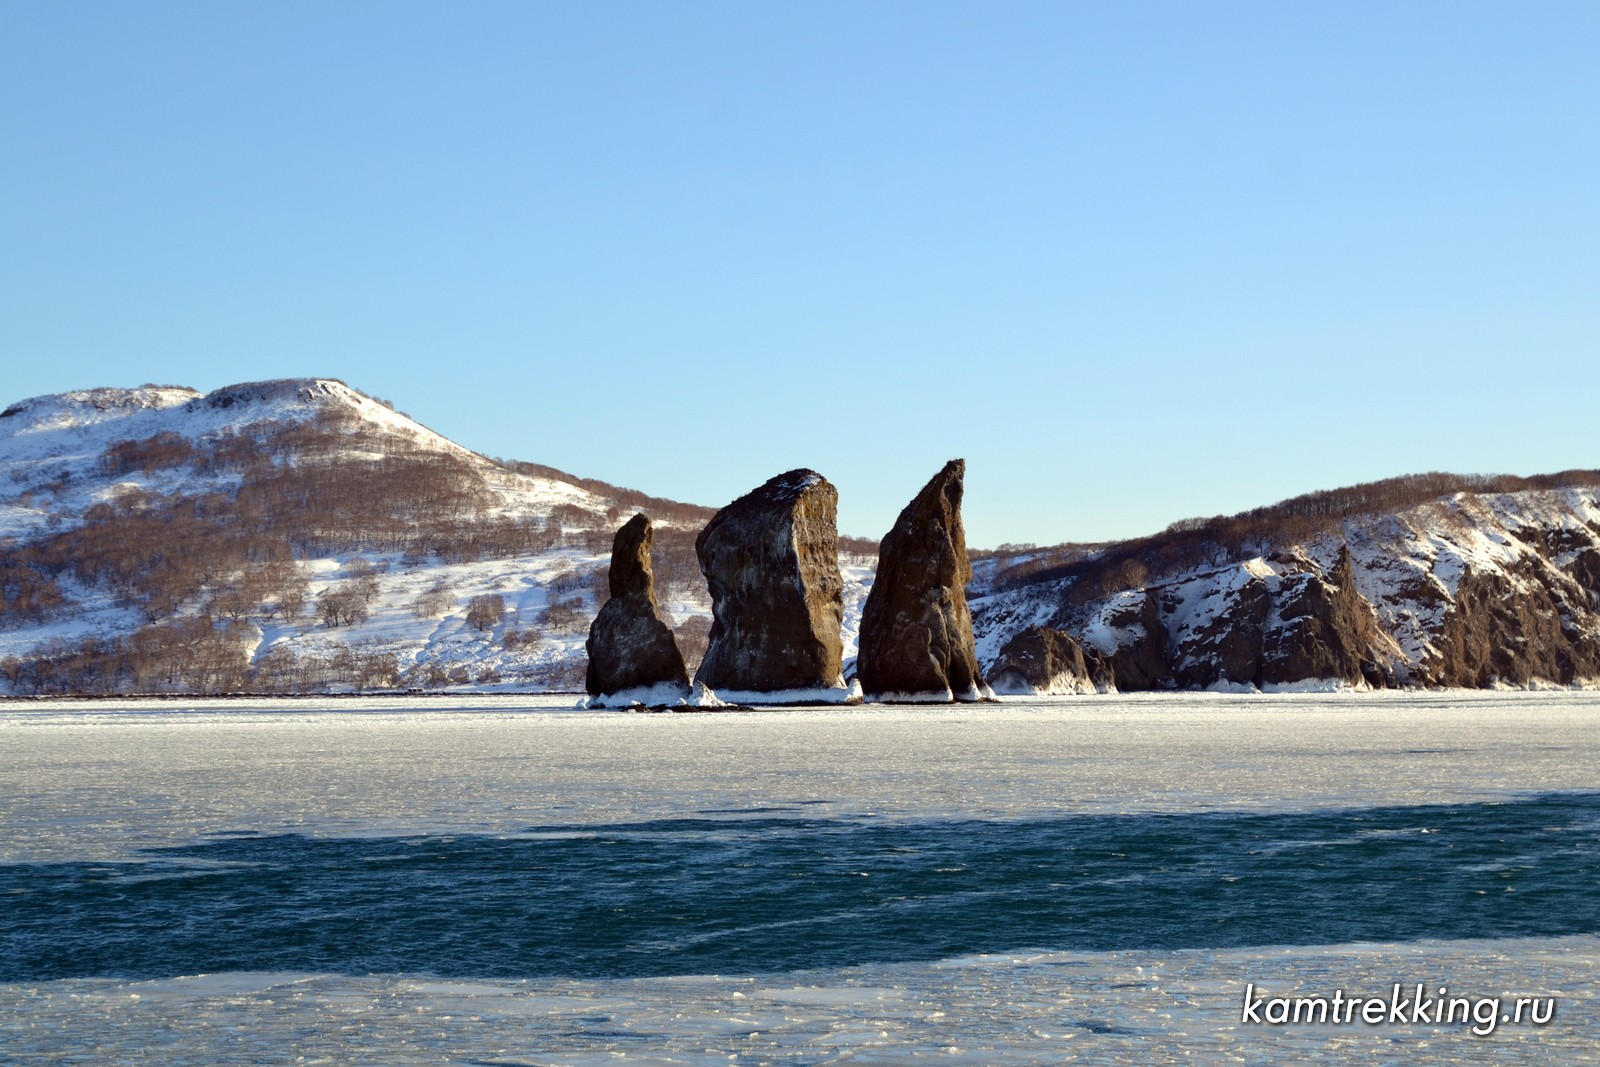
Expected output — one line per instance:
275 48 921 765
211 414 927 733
502 628 542 651
318 587 371 627
275 579 308 621
465 593 506 632
548 570 589 596
410 582 455 619
537 596 588 634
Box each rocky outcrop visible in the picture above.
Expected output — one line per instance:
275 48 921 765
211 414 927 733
1088 591 1169 690
1566 548 1600 600
1260 548 1392 687
1422 557 1600 686
857 460 988 701
988 627 1108 695
1167 575 1270 689
1159 552 1392 690
694 469 847 697
585 514 690 705
976 550 1403 692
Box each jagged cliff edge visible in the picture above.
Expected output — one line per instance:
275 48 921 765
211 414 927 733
970 480 1600 692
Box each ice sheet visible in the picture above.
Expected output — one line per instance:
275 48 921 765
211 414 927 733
3 692 1597 1063
3 936 1593 1065
2 691 1598 862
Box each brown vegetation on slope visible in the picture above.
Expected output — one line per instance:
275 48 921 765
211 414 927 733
0 396 724 693
984 470 1600 601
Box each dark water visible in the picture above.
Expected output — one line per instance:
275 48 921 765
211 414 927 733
4 793 1596 981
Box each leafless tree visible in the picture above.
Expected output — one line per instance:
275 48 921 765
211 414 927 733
465 593 506 632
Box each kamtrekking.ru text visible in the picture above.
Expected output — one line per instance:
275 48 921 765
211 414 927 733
1240 983 1555 1037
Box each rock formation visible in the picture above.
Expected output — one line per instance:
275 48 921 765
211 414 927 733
1152 551 1395 690
974 547 1405 692
1168 576 1271 689
693 469 847 697
1092 591 1170 690
988 627 1109 695
857 459 989 701
585 514 690 705
1423 558 1600 686
1259 547 1392 687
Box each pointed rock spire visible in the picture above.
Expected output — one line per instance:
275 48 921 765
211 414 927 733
857 459 990 701
585 514 690 706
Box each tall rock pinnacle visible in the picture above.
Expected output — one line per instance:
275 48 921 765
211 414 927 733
857 459 989 701
693 469 846 697
584 514 690 706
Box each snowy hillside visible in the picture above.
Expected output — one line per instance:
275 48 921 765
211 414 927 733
0 380 596 537
972 477 1600 693
0 378 878 695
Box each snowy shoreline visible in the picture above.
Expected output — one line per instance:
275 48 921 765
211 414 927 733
8 676 1600 706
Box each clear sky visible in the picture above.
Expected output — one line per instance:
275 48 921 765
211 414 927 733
3 2 1597 548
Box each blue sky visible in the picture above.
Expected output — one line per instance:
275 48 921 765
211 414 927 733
4 2 1596 547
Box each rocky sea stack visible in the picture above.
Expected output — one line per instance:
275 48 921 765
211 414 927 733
694 469 847 699
857 459 990 701
584 514 690 706
988 627 1107 695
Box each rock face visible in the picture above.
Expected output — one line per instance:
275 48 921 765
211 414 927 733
988 627 1107 695
585 514 690 703
1423 559 1600 686
694 470 846 695
1090 591 1170 690
1260 548 1391 687
975 549 1406 692
857 460 987 700
1158 553 1394 690
1168 576 1271 689
1151 553 1394 690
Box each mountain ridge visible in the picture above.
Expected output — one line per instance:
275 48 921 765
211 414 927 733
2 377 1595 696
970 478 1600 693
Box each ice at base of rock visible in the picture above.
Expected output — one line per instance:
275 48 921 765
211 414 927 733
989 674 1110 697
865 683 998 704
691 679 864 707
578 681 693 709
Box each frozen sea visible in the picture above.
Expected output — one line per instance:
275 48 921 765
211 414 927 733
1 691 1597 1064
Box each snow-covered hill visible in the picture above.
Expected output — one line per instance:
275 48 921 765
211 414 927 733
0 378 877 695
0 379 596 536
972 479 1600 693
